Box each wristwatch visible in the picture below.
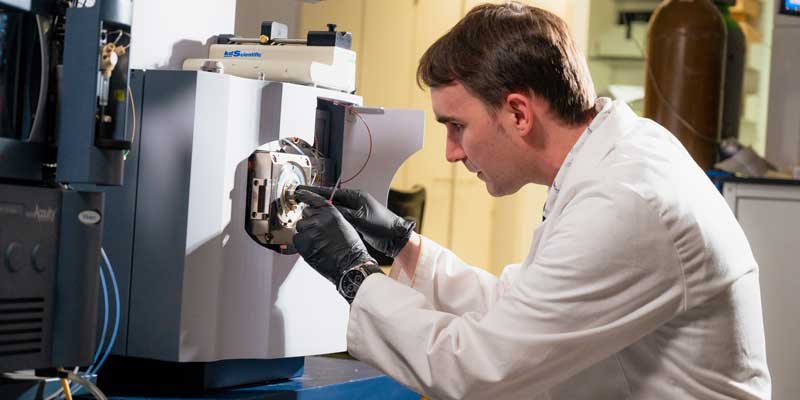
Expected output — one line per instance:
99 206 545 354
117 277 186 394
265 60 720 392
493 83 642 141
338 260 383 304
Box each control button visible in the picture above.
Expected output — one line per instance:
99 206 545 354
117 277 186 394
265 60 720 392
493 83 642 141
5 242 25 273
31 243 46 273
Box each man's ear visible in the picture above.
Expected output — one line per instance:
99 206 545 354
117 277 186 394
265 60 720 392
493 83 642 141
504 93 535 137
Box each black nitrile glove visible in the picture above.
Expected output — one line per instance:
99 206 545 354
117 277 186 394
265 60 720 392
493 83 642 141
296 185 415 258
292 189 377 285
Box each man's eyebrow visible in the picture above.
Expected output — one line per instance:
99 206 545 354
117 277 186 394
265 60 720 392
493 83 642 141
436 115 461 124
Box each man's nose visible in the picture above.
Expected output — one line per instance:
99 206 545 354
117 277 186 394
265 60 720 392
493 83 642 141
445 137 466 163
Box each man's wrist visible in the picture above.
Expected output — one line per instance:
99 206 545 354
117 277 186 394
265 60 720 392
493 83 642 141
338 259 383 304
386 219 416 257
389 232 421 285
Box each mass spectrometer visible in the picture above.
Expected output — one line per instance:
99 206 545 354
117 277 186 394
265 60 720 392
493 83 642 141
99 23 423 390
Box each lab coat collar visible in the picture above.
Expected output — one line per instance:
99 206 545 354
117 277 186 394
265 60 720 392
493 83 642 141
566 99 639 182
543 99 639 219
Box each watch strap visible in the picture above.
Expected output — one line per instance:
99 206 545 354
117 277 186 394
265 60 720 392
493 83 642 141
338 260 383 304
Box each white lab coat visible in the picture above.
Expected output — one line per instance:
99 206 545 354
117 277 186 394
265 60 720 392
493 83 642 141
347 100 771 399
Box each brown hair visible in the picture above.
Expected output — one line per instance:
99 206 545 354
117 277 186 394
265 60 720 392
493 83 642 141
417 2 596 125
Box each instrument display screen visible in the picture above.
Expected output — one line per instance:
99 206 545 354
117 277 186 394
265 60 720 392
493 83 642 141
781 0 800 16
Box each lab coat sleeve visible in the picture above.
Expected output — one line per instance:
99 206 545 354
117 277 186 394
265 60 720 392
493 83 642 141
393 235 521 315
347 182 686 400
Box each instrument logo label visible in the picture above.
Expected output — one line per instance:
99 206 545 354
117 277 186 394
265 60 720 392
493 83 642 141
78 210 102 225
26 204 56 223
223 50 262 58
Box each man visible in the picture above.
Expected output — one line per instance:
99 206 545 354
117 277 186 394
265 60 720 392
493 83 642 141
292 2 771 399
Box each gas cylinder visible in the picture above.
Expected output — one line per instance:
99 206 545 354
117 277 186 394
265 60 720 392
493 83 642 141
644 0 727 170
715 0 746 140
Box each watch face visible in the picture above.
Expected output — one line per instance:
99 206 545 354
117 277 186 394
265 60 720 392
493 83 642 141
339 268 367 301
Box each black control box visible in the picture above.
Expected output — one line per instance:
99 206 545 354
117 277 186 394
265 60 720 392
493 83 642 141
0 184 103 373
308 23 352 49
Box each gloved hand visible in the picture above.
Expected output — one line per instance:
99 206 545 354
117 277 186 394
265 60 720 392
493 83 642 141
292 189 377 285
296 185 415 258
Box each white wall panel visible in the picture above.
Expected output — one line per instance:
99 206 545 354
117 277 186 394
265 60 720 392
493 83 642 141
130 0 236 70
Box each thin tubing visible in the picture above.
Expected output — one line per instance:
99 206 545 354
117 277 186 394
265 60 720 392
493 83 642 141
339 107 373 185
67 260 111 397
622 14 717 145
280 138 306 156
65 371 107 400
29 15 50 143
328 101 374 188
60 379 73 400
89 248 120 374
123 85 136 160
92 266 109 366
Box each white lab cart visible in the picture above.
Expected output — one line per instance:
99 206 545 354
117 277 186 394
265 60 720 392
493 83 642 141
723 178 800 400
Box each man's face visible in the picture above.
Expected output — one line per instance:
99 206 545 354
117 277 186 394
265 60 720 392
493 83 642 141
431 82 528 196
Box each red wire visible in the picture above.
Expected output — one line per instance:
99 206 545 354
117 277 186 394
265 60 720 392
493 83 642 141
332 102 373 185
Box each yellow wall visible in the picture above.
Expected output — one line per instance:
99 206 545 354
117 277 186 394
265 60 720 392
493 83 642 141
301 1 589 275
